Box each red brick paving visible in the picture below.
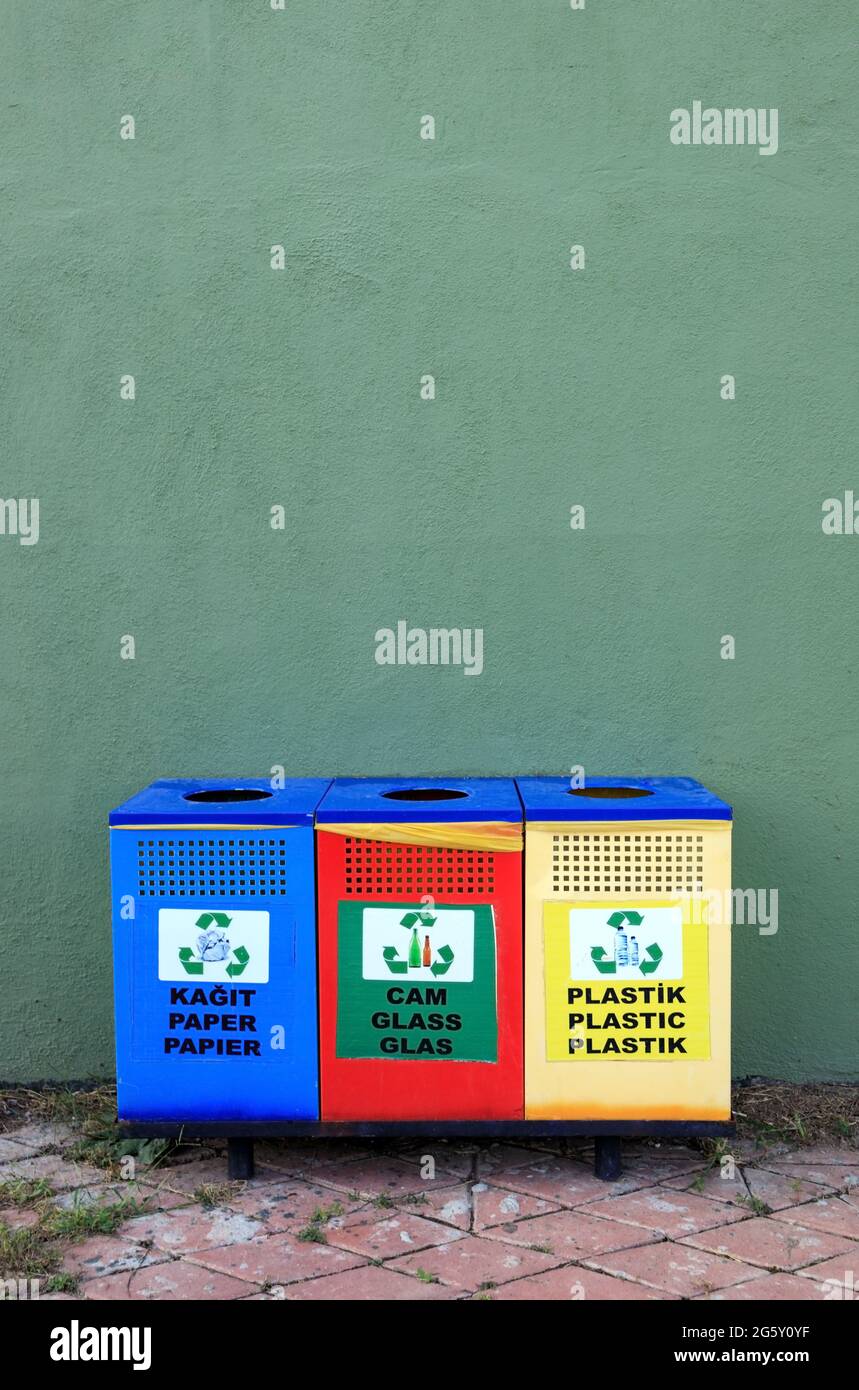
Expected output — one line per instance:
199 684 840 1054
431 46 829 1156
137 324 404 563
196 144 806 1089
0 1136 44 1162
82 1261 252 1301
311 1155 460 1199
391 1143 477 1180
143 1156 283 1195
186 1230 367 1285
1 1122 857 1301
680 1215 858 1271
771 1197 859 1240
398 1182 472 1229
52 1180 189 1214
0 1205 41 1231
282 1265 456 1300
584 1240 760 1296
202 1177 363 1234
0 1153 106 1191
795 1250 859 1289
480 1207 660 1257
475 1144 562 1178
658 1165 750 1205
737 1167 828 1211
326 1211 466 1259
491 1155 644 1207
584 1186 749 1237
119 1205 265 1256
471 1181 561 1230
386 1233 563 1291
488 1265 673 1299
60 1234 170 1281
754 1160 859 1192
695 1272 832 1301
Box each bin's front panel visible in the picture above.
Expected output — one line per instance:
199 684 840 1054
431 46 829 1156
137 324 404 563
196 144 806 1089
525 821 731 1121
111 824 319 1122
317 828 523 1120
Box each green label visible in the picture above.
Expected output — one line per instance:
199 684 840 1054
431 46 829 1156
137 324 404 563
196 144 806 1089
335 901 498 1062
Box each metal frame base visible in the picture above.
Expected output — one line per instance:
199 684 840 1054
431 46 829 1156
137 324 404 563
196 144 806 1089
122 1119 734 1182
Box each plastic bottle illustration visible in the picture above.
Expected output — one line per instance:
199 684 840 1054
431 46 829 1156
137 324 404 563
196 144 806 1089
408 927 422 968
630 935 639 967
422 935 432 967
615 931 629 967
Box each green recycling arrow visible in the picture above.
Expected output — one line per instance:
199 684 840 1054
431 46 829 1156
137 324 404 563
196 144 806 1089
178 947 204 975
400 910 436 929
196 911 232 931
607 910 643 928
226 946 250 977
589 946 616 975
382 946 408 974
430 944 455 976
639 943 663 975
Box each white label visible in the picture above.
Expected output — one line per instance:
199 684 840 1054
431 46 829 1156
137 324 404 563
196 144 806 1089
158 909 270 983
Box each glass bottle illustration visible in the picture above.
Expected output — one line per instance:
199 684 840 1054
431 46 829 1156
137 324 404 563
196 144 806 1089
422 934 432 967
408 927 421 968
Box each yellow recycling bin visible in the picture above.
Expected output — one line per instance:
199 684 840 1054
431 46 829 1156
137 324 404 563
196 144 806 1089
517 777 732 1123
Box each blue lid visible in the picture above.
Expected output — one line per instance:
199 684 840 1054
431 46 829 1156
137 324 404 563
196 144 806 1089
316 777 522 824
515 776 731 822
109 777 332 827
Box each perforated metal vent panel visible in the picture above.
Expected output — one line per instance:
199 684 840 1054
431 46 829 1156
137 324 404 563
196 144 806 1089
344 838 495 897
551 832 704 896
137 837 288 898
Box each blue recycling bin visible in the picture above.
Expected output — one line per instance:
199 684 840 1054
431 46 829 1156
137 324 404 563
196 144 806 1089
109 777 330 1123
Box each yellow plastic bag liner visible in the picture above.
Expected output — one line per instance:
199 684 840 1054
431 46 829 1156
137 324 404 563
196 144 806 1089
317 821 523 852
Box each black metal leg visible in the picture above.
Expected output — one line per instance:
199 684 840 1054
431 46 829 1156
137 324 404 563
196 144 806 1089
227 1137 255 1180
594 1135 622 1181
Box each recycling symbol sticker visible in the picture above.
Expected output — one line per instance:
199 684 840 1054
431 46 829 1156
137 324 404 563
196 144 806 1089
545 902 705 1063
360 907 475 983
566 905 683 983
589 910 664 977
380 910 457 978
336 901 496 1062
157 909 270 983
176 912 252 977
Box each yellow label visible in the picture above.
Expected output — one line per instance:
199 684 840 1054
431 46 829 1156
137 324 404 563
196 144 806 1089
543 899 710 1062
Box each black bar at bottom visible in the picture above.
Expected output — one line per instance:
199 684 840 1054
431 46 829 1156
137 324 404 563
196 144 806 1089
121 1119 733 1140
594 1135 623 1181
227 1137 255 1180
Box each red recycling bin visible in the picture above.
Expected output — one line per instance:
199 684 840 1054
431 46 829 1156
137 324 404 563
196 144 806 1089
316 777 524 1121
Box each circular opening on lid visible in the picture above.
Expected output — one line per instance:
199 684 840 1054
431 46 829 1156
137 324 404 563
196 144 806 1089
183 788 273 804
381 788 469 802
568 786 654 800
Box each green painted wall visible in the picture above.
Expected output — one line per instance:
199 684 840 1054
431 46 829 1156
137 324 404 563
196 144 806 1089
1 1 856 1084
